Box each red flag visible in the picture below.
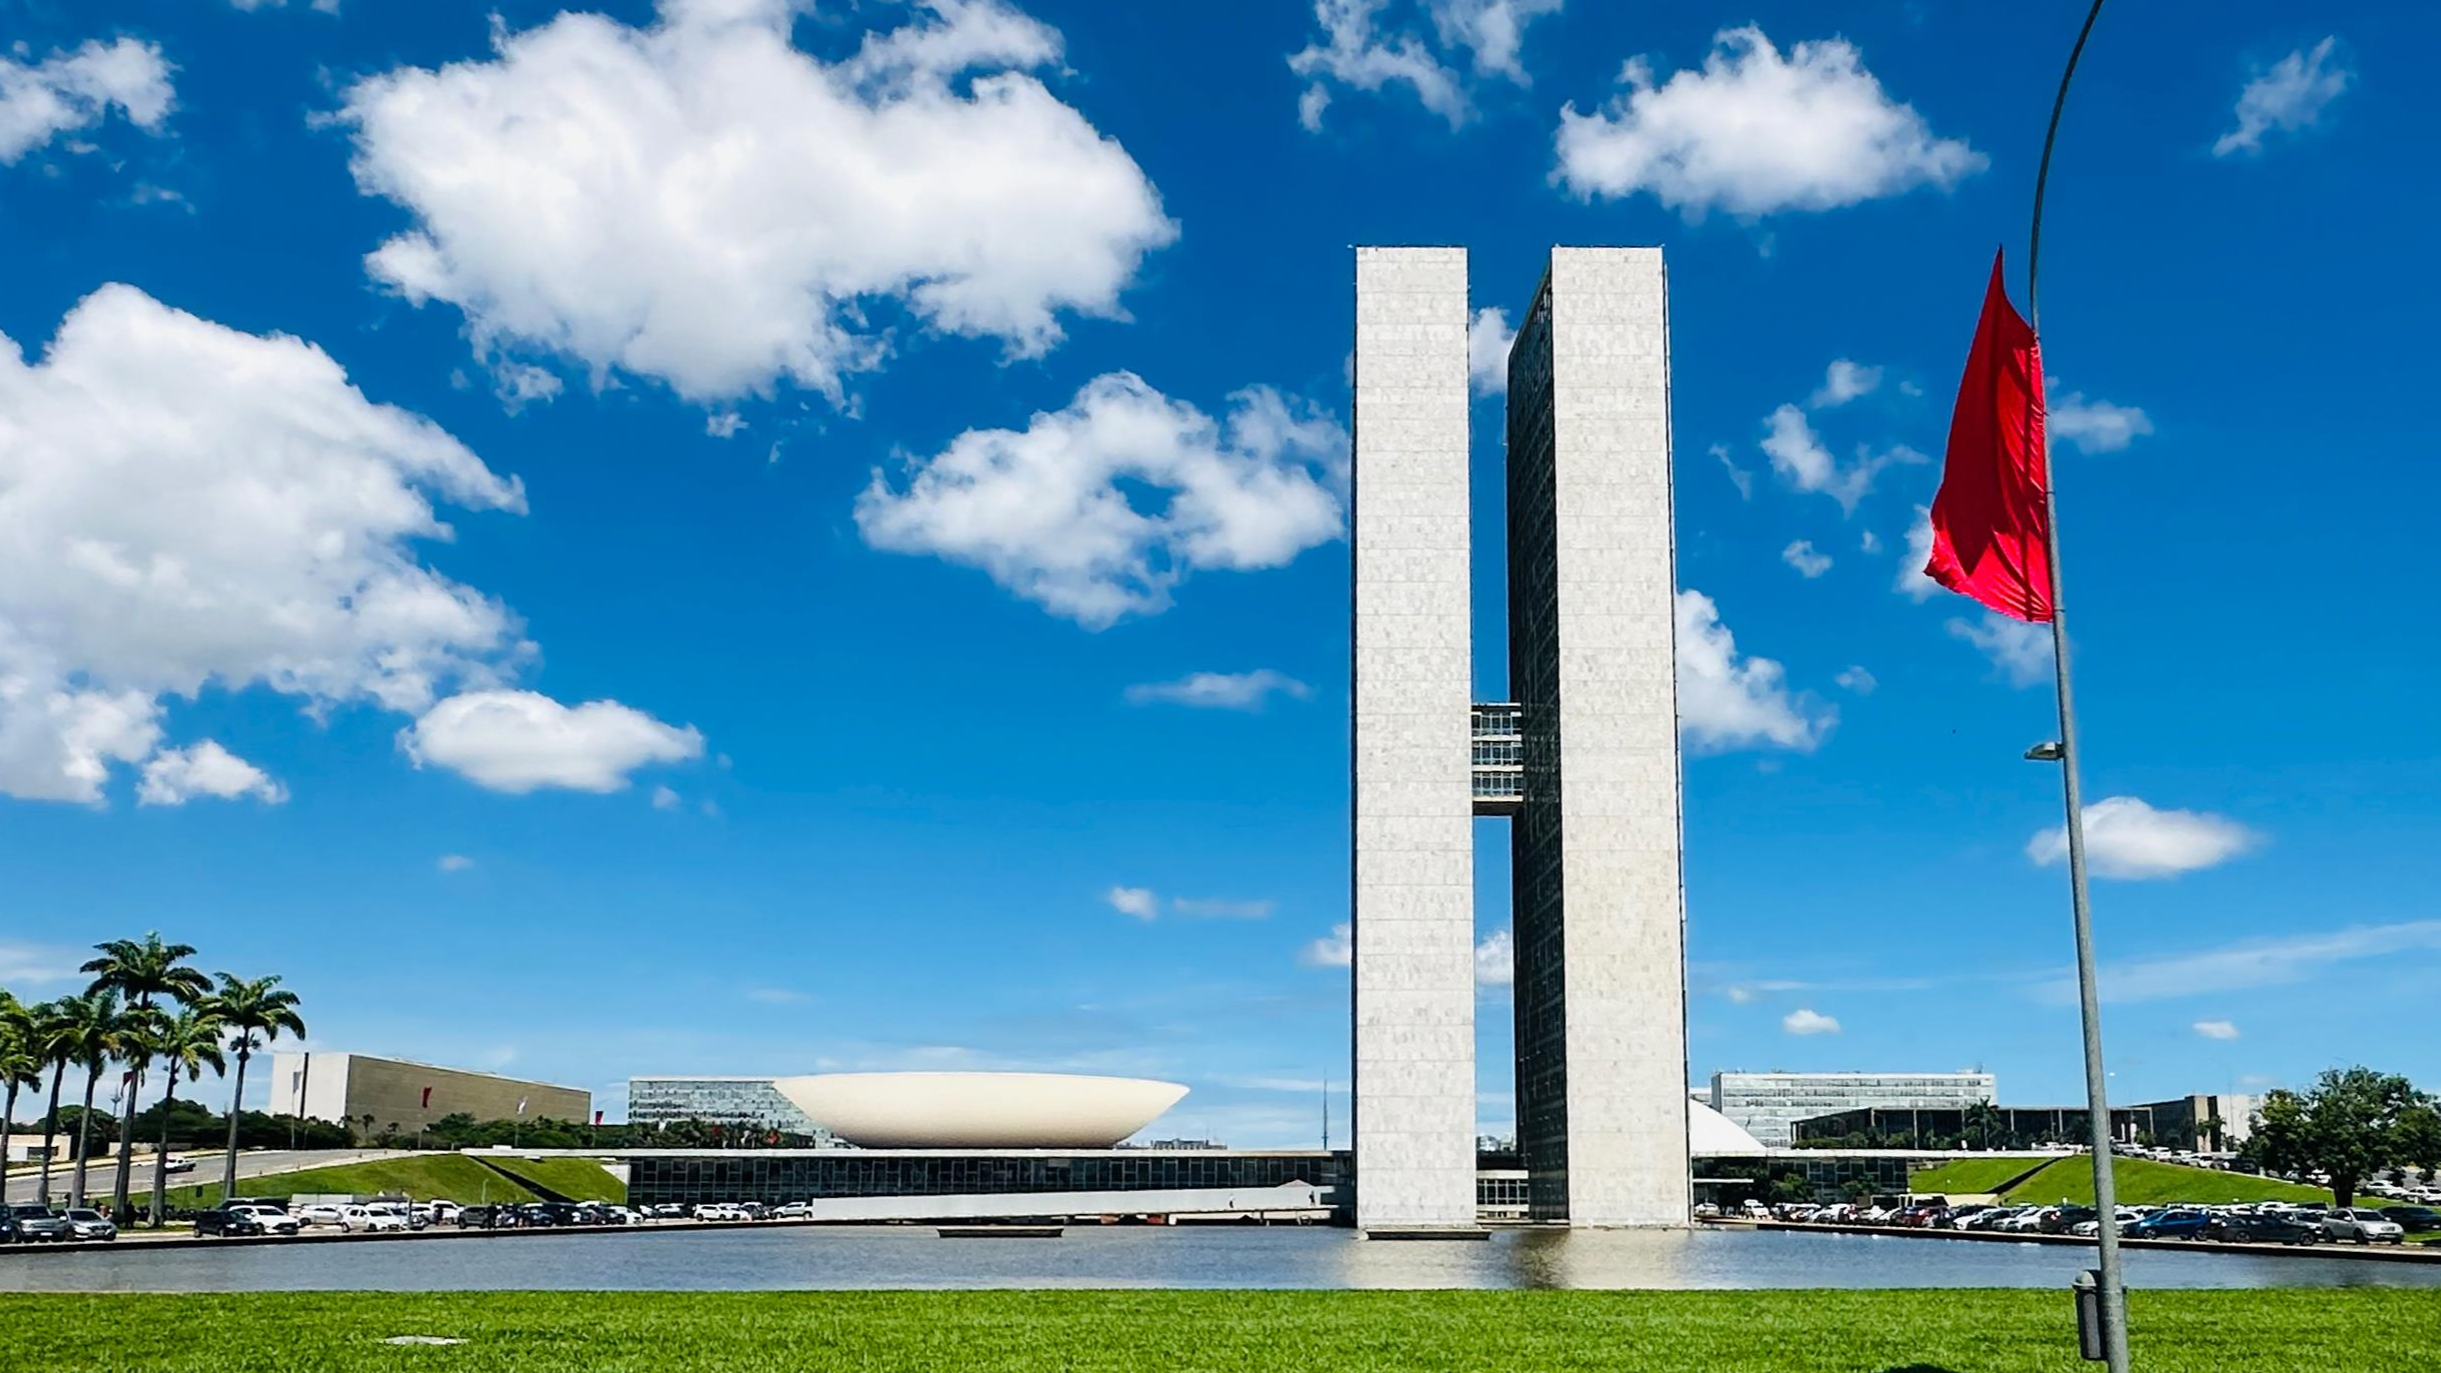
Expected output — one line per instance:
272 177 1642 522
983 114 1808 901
421 1086 433 1109
1926 249 2053 623
594 1111 604 1126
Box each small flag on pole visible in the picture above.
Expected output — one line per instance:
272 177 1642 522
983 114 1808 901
1926 248 2053 622
421 1086 433 1109
594 1111 604 1127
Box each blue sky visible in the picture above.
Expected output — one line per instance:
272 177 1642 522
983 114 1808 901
2 0 2434 1146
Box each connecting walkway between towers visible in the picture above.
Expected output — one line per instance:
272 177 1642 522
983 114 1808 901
1470 703 1521 814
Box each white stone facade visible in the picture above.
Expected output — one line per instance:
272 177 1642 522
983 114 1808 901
1540 247 1689 1226
1351 246 1478 1230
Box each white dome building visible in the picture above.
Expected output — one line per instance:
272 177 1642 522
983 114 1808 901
1689 1099 1767 1157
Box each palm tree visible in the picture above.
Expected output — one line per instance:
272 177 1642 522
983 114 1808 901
32 1000 74 1207
48 989 130 1208
203 974 306 1198
83 933 208 1220
0 993 40 1189
138 1007 225 1226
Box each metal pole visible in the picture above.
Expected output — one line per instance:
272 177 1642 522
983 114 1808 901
2028 3 2127 1370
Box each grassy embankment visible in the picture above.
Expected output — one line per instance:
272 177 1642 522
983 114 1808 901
0 1290 2430 1372
147 1154 623 1208
1909 1156 2356 1207
471 1156 625 1203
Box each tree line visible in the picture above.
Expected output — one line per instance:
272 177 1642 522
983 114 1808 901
1 933 304 1226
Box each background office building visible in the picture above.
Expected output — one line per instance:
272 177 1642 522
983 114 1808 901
269 1052 589 1135
628 1076 833 1143
1352 246 1687 1230
1709 1071 1998 1148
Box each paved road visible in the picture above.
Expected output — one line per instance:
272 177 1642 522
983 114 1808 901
5 1150 408 1205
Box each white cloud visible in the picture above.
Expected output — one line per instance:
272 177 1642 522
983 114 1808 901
2048 390 2154 454
1475 928 1513 987
856 372 1345 627
2194 1020 2240 1041
1834 666 1875 695
1290 1 1561 129
1300 921 1353 969
1782 1007 1840 1035
0 284 533 804
1946 613 2052 687
0 941 82 985
1710 443 1753 500
2027 795 2258 881
1809 359 1881 409
1859 529 1882 554
339 0 1174 403
1675 589 1833 753
0 38 175 165
1467 306 1515 396
229 0 344 12
1107 885 1158 920
651 784 682 810
137 741 287 806
1780 540 1831 579
1125 669 1312 711
1894 505 1938 601
1759 403 1924 514
400 690 704 794
1554 26 1983 219
705 413 746 440
2214 38 2351 158
1723 985 1755 1004
1173 897 1275 920
437 854 474 873
2040 920 2441 1006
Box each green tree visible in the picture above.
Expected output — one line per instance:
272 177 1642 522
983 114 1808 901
30 999 76 1207
2394 1101 2441 1176
82 933 211 1220
2248 1067 2429 1206
0 993 42 1185
1962 1101 2005 1152
136 1006 225 1227
48 989 133 1209
201 973 306 1200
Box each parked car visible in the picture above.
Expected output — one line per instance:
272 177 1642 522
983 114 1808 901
362 1202 421 1231
2126 1209 2211 1241
2040 1206 2098 1235
164 1157 197 1174
229 1203 303 1236
194 1205 270 1238
455 1204 510 1229
772 1201 812 1220
60 1209 118 1242
421 1200 463 1226
2214 1211 2321 1245
2323 1209 2407 1244
296 1204 346 1228
5 1204 72 1244
2378 1206 2441 1234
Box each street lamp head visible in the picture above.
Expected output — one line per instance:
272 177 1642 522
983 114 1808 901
2025 741 2066 762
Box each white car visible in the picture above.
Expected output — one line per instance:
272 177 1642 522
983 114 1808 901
772 1202 812 1220
2323 1208 2406 1244
421 1200 463 1225
229 1204 302 1236
361 1203 418 1231
295 1204 346 1228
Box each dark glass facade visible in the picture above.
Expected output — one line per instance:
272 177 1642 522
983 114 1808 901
1504 279 1572 1222
626 1150 1352 1215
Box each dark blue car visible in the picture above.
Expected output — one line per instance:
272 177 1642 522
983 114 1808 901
2128 1208 2213 1240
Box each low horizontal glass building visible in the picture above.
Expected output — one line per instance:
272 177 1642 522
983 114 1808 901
624 1148 1351 1215
1710 1071 1998 1149
628 1076 834 1144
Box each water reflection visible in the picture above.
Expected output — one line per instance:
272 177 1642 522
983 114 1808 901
7 1226 2437 1295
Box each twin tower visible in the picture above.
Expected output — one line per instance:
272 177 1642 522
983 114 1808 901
1351 247 1690 1229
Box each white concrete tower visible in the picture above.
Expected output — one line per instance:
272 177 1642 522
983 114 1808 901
1504 247 1689 1226
1349 246 1478 1232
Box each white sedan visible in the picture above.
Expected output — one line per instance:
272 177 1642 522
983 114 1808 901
295 1204 346 1228
2323 1208 2407 1244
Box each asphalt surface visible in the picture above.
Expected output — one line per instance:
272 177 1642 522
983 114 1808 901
5 1150 408 1205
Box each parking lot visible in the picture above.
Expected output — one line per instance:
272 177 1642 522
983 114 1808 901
1720 1195 2441 1255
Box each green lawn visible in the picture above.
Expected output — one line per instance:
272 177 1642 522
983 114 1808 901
0 1291 2429 1372
467 1156 624 1203
1995 1157 2347 1208
1907 1157 2057 1196
152 1155 541 1209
